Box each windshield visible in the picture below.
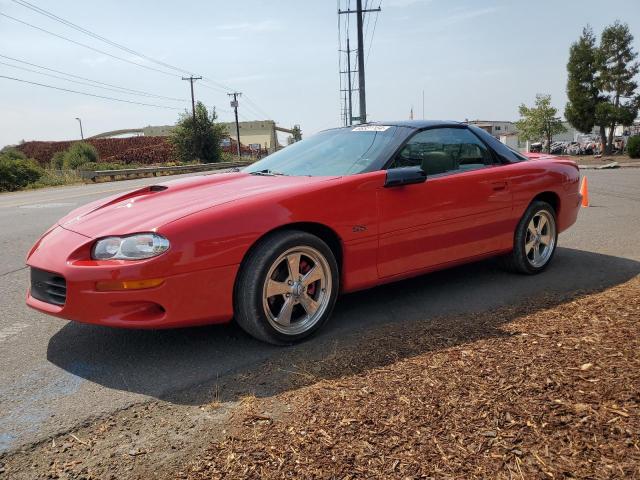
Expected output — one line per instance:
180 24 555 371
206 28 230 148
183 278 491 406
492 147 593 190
243 126 400 176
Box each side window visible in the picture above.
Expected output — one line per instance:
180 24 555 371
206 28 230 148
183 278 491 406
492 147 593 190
469 125 527 162
390 127 494 175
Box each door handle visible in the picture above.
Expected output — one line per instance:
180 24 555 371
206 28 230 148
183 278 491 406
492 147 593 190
492 181 508 191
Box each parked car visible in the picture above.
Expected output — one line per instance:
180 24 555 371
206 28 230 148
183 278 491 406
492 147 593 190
26 121 582 344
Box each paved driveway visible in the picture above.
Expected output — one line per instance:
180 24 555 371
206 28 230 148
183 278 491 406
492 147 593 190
0 169 638 453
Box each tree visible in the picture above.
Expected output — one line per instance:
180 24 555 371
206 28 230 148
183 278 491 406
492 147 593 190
565 22 640 154
597 21 639 153
516 94 567 153
565 26 600 134
170 102 226 163
62 142 99 169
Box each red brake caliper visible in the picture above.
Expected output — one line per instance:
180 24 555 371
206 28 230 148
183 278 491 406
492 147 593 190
300 259 316 297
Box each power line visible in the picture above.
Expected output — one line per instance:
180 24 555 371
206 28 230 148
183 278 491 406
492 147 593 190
0 13 178 78
366 0 381 65
0 56 185 101
243 94 272 119
9 2 253 98
4 3 274 122
0 74 182 110
11 0 197 77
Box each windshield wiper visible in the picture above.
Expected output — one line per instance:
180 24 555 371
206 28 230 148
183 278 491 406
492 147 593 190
249 169 287 176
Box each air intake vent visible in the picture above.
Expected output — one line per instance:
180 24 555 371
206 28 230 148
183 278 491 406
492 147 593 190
149 185 168 192
30 268 67 306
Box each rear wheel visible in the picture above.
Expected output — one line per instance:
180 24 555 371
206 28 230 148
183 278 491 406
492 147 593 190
234 230 339 344
501 200 557 274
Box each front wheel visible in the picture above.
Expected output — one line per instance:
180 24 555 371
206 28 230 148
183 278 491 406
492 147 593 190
501 200 558 274
234 230 339 345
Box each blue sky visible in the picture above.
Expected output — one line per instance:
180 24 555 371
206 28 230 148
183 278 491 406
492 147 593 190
1 0 639 147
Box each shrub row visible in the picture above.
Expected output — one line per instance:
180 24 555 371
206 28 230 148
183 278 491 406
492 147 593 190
0 148 44 192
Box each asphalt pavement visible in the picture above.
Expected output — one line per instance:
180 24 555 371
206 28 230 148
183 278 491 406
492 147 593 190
0 169 638 453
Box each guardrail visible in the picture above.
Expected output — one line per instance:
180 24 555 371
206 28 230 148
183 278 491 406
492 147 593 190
79 161 252 182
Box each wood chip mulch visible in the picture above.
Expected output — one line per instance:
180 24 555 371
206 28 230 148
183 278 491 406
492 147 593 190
185 278 640 479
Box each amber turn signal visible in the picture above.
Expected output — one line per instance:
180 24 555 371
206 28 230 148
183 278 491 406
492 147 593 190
95 278 165 291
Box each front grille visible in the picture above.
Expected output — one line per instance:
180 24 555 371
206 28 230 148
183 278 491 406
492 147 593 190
30 268 67 306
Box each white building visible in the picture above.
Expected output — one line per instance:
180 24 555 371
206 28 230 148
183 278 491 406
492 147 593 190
468 120 517 137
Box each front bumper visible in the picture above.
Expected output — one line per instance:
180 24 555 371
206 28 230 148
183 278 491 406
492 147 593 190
26 226 238 329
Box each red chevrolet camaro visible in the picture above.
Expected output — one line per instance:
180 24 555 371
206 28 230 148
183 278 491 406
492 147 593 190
26 121 581 344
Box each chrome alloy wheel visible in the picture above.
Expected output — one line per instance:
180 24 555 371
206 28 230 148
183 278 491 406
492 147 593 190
525 210 556 268
262 246 332 335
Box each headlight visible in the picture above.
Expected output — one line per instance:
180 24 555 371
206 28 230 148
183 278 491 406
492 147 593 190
92 233 170 260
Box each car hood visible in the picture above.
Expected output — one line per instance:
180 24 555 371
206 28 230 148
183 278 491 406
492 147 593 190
59 172 337 238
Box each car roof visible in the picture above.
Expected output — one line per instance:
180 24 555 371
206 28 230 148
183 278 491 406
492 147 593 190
366 120 464 129
320 120 466 134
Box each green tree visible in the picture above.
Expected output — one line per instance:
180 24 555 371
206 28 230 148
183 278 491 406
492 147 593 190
516 94 567 153
565 26 601 134
597 21 639 153
170 102 225 163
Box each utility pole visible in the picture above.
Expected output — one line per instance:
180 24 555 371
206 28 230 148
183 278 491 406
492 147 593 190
339 37 358 126
355 0 366 124
338 1 381 124
182 76 202 121
75 117 84 140
228 92 242 157
346 37 354 126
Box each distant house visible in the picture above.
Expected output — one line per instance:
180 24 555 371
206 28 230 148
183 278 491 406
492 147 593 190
468 120 517 137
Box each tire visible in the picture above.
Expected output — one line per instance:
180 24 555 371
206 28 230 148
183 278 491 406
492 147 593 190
234 230 339 345
500 200 558 274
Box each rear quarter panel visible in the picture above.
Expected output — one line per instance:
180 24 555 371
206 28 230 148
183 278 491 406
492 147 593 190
508 158 581 232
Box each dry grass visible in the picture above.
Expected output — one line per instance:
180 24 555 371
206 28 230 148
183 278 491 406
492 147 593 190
185 278 640 479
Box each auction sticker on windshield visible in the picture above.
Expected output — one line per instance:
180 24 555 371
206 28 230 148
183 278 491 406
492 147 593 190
352 125 391 132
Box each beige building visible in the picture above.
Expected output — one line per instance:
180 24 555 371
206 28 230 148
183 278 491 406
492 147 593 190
142 120 281 153
221 120 279 152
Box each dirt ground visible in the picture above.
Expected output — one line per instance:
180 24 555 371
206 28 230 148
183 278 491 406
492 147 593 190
184 278 640 479
1 277 638 479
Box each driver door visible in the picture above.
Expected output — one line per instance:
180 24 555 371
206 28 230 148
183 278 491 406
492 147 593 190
377 127 513 278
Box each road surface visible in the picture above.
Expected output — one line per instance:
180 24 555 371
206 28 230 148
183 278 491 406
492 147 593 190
0 169 638 453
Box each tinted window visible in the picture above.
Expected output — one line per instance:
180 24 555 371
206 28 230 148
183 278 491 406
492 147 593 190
469 125 527 162
243 126 400 176
389 127 494 175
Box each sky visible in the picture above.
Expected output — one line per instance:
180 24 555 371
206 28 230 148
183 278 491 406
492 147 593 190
1 0 639 148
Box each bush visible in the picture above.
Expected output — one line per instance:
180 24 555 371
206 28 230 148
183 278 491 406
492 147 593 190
50 151 65 170
627 136 640 159
0 147 28 161
28 169 81 189
62 142 99 169
0 155 43 192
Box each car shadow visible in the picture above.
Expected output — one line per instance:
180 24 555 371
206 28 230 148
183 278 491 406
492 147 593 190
47 247 639 406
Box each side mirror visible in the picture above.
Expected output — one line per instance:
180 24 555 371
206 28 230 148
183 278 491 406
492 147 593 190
384 166 426 188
